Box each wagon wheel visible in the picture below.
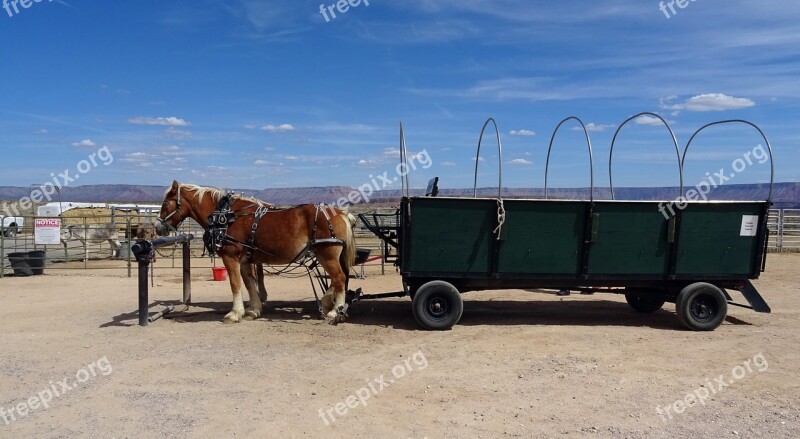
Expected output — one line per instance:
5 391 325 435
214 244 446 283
412 281 463 330
624 289 666 313
675 283 728 331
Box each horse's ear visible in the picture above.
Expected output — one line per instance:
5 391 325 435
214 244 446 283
170 180 180 193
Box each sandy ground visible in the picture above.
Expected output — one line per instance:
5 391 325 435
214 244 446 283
0 254 798 438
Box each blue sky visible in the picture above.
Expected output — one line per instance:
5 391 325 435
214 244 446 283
0 0 797 194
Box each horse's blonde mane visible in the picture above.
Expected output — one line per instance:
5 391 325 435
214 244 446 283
168 183 267 206
181 184 223 202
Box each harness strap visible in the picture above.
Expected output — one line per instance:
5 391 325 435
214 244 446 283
319 204 337 240
245 206 270 260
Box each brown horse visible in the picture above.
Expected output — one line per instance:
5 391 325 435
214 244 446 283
155 181 356 324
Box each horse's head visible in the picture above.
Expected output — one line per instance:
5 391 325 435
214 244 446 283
60 225 73 241
156 180 188 236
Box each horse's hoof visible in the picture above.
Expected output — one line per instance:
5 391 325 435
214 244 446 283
244 309 261 320
223 312 241 324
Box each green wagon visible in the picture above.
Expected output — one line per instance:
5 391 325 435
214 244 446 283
357 115 774 331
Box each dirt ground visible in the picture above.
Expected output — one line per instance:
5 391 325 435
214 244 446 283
0 254 798 438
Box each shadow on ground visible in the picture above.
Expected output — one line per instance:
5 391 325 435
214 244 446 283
101 295 754 331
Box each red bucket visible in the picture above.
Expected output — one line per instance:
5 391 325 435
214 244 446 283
212 267 228 282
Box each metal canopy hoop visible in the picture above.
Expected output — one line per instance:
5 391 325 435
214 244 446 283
683 120 775 203
609 112 683 200
544 116 595 201
473 118 504 199
399 122 410 198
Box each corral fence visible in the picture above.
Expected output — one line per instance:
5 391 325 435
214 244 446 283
768 209 800 253
3 208 794 277
0 210 395 278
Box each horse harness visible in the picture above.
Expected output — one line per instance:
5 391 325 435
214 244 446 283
203 192 345 261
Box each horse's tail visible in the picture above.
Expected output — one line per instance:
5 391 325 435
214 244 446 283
343 212 357 268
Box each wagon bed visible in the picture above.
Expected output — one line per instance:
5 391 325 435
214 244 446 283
355 115 775 331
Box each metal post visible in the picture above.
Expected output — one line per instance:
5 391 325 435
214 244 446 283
381 240 385 275
83 216 88 269
138 258 150 326
127 218 132 278
133 234 194 327
0 225 5 279
182 239 191 305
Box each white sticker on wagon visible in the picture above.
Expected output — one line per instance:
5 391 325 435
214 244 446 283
740 215 759 237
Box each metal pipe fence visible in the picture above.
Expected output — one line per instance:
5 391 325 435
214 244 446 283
780 209 800 252
7 207 793 277
1 212 393 277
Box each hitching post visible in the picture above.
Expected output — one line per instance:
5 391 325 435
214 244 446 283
133 234 194 327
133 239 154 327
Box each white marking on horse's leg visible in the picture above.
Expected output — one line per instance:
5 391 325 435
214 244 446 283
241 262 263 320
321 289 336 317
317 247 349 323
222 259 245 324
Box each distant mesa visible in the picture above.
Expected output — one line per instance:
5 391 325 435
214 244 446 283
0 183 797 209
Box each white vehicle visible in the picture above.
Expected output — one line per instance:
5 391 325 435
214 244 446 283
2 216 23 238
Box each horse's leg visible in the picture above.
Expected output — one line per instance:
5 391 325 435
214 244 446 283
240 262 262 320
315 245 348 324
110 239 121 259
222 256 246 324
256 264 267 303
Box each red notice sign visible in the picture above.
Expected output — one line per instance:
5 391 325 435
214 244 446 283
35 218 62 245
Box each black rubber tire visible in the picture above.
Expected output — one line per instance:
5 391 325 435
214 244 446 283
4 225 17 238
675 283 728 331
625 290 666 313
411 281 463 330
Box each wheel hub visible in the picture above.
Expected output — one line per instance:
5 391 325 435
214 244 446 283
428 297 449 319
690 295 717 322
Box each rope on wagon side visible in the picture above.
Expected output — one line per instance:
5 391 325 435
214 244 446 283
493 198 506 239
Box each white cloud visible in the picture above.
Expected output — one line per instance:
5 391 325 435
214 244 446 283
164 127 192 138
472 156 486 162
129 116 191 127
121 152 150 162
262 123 295 133
661 94 755 112
243 124 257 129
634 115 666 126
509 129 536 136
441 161 457 167
509 158 533 165
285 156 299 160
576 123 615 132
36 129 48 135
383 147 401 157
254 159 271 165
72 139 97 148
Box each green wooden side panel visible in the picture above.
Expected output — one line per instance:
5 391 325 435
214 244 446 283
588 202 670 275
675 203 763 276
497 201 586 275
407 198 495 274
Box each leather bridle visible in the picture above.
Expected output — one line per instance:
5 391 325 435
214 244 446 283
158 187 183 233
